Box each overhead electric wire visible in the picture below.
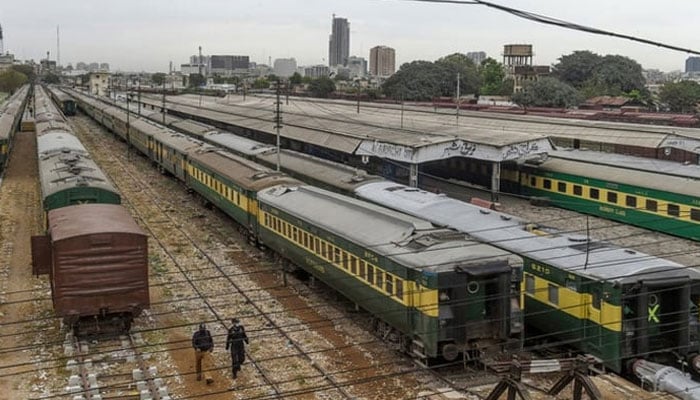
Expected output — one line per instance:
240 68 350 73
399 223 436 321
392 0 700 55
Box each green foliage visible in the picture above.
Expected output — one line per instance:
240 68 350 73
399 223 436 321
42 73 60 84
382 53 481 101
188 73 206 88
253 78 269 89
151 72 166 86
512 77 582 108
301 75 313 84
479 58 510 95
0 70 28 93
212 75 240 85
309 76 336 98
10 65 36 82
553 51 646 97
289 72 303 85
659 80 700 113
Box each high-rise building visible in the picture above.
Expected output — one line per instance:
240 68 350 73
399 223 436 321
369 46 395 77
328 15 350 67
210 55 249 76
273 58 297 77
305 65 331 79
466 51 487 66
686 57 700 73
346 56 367 78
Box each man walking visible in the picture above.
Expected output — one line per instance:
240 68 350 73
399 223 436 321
192 323 214 382
225 318 249 379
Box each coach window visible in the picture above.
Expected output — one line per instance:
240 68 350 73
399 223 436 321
590 188 599 199
376 270 384 291
334 247 341 265
303 232 309 248
530 177 537 187
385 275 394 295
573 185 582 196
342 252 349 269
692 209 700 222
543 179 552 190
395 280 403 301
626 195 637 208
591 289 601 310
646 199 658 212
293 227 299 243
557 182 566 193
607 192 618 204
367 264 375 285
350 256 358 274
320 242 327 259
359 261 366 280
668 204 680 217
525 275 535 294
548 284 559 305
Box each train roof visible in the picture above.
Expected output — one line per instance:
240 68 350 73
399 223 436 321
48 204 145 241
259 184 516 272
170 119 218 137
46 86 73 102
549 149 700 180
188 149 302 191
39 149 119 199
535 154 700 198
203 131 276 156
257 149 386 193
132 117 210 153
37 132 87 156
0 86 28 140
356 181 699 283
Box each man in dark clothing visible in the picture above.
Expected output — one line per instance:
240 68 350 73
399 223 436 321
225 318 249 378
192 323 214 382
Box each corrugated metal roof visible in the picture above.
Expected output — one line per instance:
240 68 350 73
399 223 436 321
37 132 87 156
48 204 145 241
356 181 699 283
259 184 514 272
39 149 119 198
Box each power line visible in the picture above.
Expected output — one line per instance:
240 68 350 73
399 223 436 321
393 0 700 55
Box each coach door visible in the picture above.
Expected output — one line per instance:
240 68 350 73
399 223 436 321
585 287 602 353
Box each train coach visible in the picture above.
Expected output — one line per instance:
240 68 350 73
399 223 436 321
0 85 30 174
35 85 120 212
504 150 700 241
67 88 525 364
356 181 700 375
46 85 77 116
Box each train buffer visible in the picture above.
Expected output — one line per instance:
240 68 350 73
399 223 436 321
485 355 602 400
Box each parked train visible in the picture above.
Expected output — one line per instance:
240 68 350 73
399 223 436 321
501 150 700 242
0 85 30 175
46 85 77 116
31 85 148 335
67 87 525 364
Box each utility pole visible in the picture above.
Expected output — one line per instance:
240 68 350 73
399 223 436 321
137 80 141 115
274 80 283 172
161 85 166 125
400 93 405 129
356 83 360 114
456 72 460 127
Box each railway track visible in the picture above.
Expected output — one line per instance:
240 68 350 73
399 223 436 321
68 114 420 399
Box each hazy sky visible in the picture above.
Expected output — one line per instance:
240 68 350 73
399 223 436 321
2 0 699 72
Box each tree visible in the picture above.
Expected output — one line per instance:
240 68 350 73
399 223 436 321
0 70 28 93
552 50 601 89
10 64 36 82
253 78 269 89
188 73 206 88
42 73 60 84
512 78 582 108
289 72 303 85
151 72 166 86
309 76 336 98
435 53 481 97
479 58 510 95
659 80 700 113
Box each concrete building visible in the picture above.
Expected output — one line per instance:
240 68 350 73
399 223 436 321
328 15 350 67
502 44 549 93
346 56 367 78
466 51 487 66
686 57 700 73
89 72 110 96
273 58 297 78
305 65 330 79
210 55 249 76
99 63 109 71
369 46 395 77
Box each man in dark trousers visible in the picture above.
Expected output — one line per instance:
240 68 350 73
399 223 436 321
225 318 249 378
192 323 214 382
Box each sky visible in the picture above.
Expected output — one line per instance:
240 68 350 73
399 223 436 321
1 0 699 73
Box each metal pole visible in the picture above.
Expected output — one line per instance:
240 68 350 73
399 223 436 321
275 80 282 171
456 72 460 126
356 84 360 114
400 95 405 129
137 80 141 115
161 85 166 125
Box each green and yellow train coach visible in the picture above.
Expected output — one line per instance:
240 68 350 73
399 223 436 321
507 150 700 241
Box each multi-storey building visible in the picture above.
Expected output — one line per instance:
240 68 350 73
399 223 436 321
369 46 395 77
328 15 350 67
